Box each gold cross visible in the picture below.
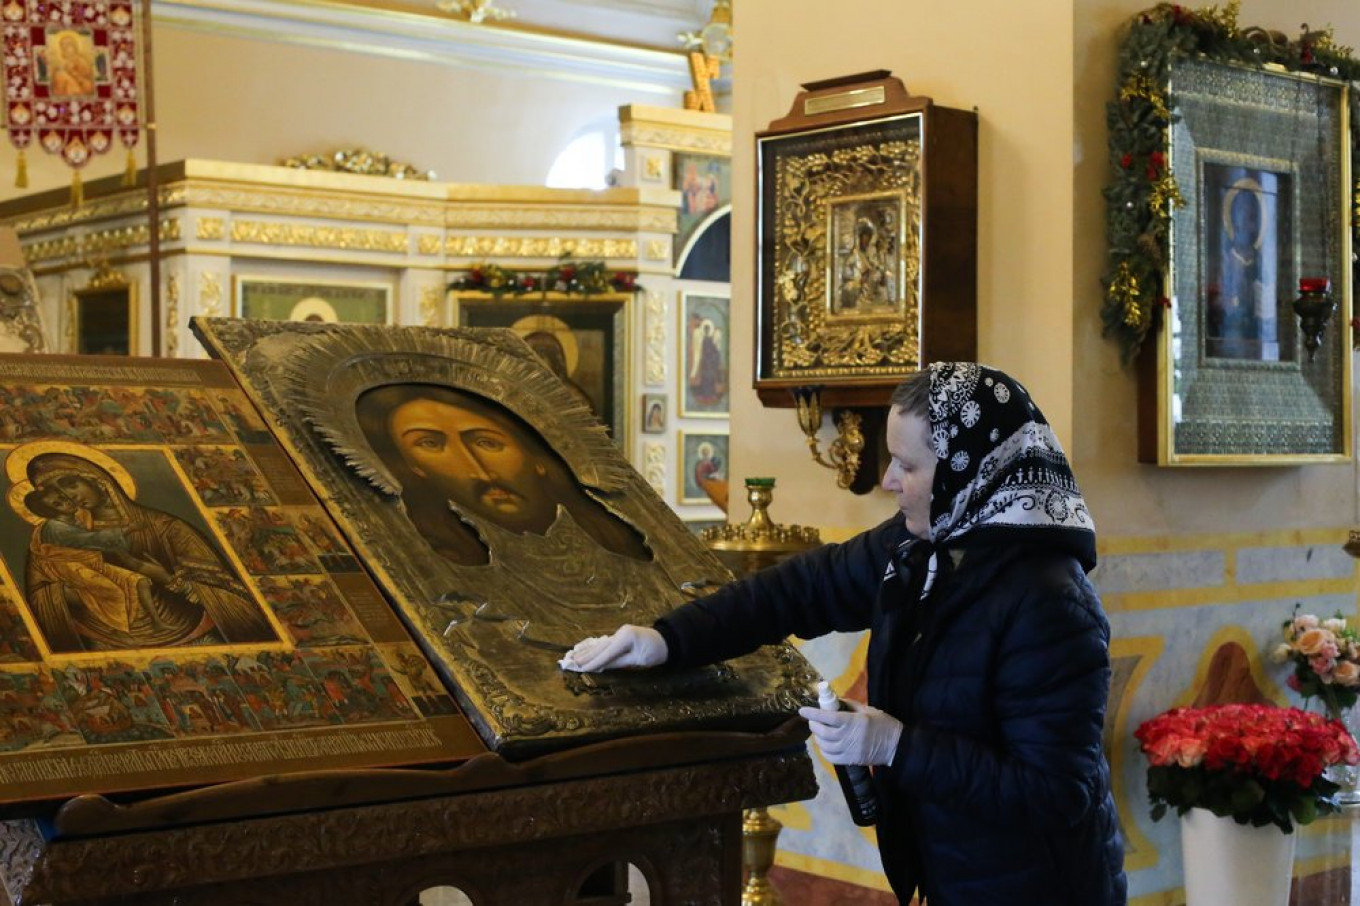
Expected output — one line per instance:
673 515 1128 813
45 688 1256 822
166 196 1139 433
684 52 721 113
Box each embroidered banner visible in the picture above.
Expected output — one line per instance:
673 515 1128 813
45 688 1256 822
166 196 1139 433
2 1 140 187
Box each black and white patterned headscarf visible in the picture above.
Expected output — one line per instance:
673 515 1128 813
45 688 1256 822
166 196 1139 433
897 363 1096 600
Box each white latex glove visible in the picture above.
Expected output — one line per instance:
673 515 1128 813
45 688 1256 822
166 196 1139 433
559 624 668 672
796 700 904 767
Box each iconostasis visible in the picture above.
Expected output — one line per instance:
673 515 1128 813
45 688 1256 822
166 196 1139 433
0 104 734 528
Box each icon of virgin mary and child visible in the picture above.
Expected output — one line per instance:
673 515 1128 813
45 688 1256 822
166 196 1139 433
6 444 276 654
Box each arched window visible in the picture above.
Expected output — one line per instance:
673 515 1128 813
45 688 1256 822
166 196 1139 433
546 120 623 190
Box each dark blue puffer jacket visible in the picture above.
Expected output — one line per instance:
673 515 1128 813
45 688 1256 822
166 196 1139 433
656 515 1127 906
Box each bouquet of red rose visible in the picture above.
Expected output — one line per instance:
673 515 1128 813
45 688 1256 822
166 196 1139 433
1135 703 1359 833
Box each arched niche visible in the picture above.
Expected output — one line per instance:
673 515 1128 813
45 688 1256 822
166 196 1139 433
677 206 731 283
572 858 657 905
418 886 476 906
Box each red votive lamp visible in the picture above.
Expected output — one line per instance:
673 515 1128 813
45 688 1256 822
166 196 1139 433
1294 277 1336 361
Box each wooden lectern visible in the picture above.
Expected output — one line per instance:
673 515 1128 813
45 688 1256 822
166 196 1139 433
0 327 819 905
0 724 814 905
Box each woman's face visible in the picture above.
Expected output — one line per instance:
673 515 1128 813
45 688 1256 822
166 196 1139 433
881 407 936 540
42 473 106 512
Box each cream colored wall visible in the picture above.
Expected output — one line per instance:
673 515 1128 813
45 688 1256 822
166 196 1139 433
1071 0 1360 538
3 20 663 200
735 0 1360 540
741 2 1360 898
732 0 1077 537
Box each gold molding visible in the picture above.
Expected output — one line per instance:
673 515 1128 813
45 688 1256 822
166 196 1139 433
199 271 224 318
63 294 75 353
87 264 130 289
417 234 443 256
619 121 732 156
188 185 446 227
166 273 180 357
419 284 443 327
644 441 666 495
0 161 680 232
443 237 637 259
2 184 447 233
619 104 733 155
2 188 187 234
24 220 183 265
644 289 666 386
645 239 669 261
197 217 225 240
445 206 674 233
230 221 410 253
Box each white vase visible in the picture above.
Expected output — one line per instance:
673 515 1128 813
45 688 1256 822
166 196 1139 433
1180 808 1297 906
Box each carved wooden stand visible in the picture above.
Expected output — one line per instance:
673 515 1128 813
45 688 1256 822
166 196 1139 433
0 728 815 906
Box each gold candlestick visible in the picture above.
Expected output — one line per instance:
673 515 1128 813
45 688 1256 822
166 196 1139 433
741 805 785 905
702 479 821 906
701 478 821 577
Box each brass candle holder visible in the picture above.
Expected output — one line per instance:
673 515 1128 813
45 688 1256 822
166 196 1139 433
740 805 785 906
701 478 822 577
792 387 866 491
700 478 821 906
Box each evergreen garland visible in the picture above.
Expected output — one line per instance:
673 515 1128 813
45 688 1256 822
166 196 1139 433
449 254 641 299
1103 2 1360 363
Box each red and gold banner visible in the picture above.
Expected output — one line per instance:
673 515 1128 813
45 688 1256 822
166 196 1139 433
1 1 141 195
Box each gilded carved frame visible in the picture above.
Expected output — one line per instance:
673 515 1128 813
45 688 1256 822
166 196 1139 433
752 72 977 413
755 114 923 386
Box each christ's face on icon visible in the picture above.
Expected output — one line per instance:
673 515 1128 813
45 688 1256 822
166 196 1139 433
387 396 556 534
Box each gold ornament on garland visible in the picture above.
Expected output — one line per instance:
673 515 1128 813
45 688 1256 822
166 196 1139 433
1146 174 1184 216
1195 0 1241 37
1119 75 1171 121
1107 262 1145 328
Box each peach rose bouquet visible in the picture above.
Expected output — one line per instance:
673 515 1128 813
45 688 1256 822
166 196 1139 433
1135 704 1359 832
1273 608 1360 718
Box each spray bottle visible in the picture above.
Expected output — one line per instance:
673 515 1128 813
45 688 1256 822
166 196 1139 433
816 681 879 826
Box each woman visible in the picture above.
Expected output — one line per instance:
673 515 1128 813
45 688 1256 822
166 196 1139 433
23 450 276 653
564 363 1127 905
